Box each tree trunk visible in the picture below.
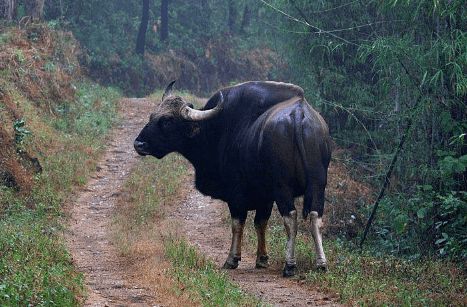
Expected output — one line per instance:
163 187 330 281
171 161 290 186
200 0 211 34
59 0 64 17
160 0 169 42
228 0 237 33
24 0 44 20
1 0 17 20
240 4 250 33
135 0 150 55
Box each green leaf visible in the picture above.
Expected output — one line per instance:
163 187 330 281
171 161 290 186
394 214 408 234
417 208 427 219
421 185 433 191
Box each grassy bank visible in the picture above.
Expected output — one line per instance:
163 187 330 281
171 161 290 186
0 82 120 305
306 240 465 306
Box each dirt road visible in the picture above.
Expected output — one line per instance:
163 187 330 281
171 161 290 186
65 98 157 306
65 98 340 306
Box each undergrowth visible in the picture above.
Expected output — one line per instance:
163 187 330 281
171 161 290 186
0 81 121 305
306 240 466 306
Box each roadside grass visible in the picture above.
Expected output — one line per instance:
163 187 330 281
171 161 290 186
0 81 120 305
165 237 262 307
306 240 466 306
113 153 189 256
248 209 466 306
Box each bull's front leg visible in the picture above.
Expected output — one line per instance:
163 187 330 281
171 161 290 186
310 211 327 270
282 210 298 277
222 218 245 269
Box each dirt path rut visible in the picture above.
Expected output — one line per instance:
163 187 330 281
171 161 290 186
66 98 157 306
66 97 339 307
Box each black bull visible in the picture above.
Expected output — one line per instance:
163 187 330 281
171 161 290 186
134 81 331 276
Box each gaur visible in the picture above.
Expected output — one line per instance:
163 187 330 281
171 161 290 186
134 81 331 276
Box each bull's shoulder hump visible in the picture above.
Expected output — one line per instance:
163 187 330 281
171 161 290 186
261 81 304 97
228 81 304 97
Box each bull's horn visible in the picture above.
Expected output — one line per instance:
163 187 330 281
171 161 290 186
162 80 177 102
180 91 224 121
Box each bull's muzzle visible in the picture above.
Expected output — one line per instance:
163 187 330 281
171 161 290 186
134 140 149 156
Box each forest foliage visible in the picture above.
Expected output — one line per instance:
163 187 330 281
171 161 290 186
1 0 465 262
257 0 466 262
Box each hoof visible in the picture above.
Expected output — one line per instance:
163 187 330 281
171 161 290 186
255 255 269 269
315 259 327 272
282 263 296 277
222 257 240 269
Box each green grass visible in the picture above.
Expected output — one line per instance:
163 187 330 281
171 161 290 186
306 239 466 306
53 82 120 138
0 212 81 305
165 238 262 307
0 81 121 305
255 211 466 306
113 153 189 255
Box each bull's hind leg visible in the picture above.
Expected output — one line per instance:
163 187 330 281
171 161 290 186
254 202 273 269
310 183 327 270
275 188 298 277
222 209 247 270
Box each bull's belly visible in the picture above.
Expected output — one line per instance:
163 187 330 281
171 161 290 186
194 168 306 209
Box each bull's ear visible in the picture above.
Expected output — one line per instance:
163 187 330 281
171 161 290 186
162 80 176 102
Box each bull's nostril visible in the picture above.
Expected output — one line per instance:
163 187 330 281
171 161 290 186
134 141 148 156
134 141 146 150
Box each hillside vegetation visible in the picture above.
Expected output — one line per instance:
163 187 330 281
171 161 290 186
263 0 466 261
0 24 120 304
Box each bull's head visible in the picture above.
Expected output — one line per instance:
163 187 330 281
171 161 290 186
134 81 224 158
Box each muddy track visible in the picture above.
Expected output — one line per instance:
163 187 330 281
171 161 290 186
66 98 340 306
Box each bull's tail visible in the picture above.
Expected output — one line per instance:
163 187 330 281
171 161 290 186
294 103 313 220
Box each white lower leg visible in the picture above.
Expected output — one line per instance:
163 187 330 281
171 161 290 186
283 210 298 266
310 211 326 267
